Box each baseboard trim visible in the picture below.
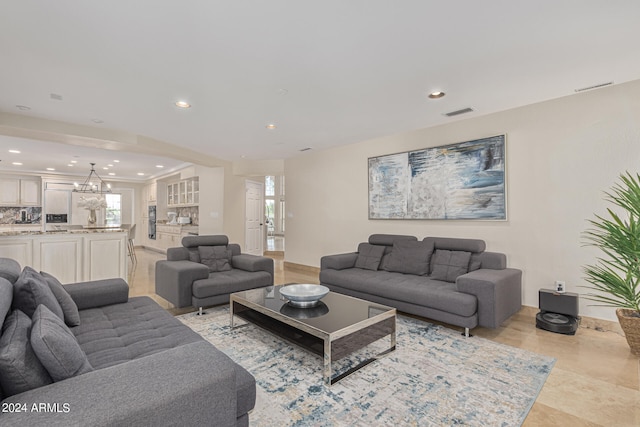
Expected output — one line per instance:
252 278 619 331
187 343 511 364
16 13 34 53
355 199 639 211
283 261 320 275
142 245 166 255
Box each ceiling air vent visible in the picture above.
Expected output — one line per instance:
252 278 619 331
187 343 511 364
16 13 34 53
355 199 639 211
574 81 613 93
443 107 474 117
299 147 312 152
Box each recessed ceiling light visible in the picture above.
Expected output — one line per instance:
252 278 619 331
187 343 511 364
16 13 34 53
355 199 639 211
103 167 109 170
15 105 31 111
8 149 20 154
108 173 115 176
175 101 191 108
428 91 446 99
266 123 277 130
12 162 22 166
70 160 78 163
67 164 74 167
113 160 120 163
137 172 144 176
108 164 114 167
156 165 164 168
46 167 55 171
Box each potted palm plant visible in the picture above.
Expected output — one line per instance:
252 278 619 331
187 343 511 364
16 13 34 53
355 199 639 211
583 172 640 356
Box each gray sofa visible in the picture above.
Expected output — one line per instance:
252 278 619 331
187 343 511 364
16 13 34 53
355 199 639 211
0 257 255 427
156 235 274 314
320 234 522 335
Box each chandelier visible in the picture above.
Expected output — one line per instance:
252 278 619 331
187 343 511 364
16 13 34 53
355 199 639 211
73 163 112 194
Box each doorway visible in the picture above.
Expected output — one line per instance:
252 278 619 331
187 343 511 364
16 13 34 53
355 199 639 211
245 180 264 255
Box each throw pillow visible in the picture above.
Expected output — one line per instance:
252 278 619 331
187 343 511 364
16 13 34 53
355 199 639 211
430 250 472 282
384 240 435 276
354 243 385 271
40 271 81 327
0 310 52 396
30 305 93 382
198 246 233 272
12 266 64 320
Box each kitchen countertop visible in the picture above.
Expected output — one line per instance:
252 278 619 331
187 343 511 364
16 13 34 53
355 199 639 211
0 229 126 237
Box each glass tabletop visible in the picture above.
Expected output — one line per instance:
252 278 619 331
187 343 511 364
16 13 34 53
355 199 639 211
232 285 394 334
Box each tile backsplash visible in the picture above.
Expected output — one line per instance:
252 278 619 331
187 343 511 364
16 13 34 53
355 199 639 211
0 207 42 225
176 206 199 226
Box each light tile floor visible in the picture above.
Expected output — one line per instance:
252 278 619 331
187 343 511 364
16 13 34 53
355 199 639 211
128 248 640 426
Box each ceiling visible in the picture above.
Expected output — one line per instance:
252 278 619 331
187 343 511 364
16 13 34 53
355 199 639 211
1 1 640 178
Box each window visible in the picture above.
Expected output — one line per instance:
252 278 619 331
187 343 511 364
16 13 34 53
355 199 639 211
265 176 285 235
265 176 275 197
105 193 122 225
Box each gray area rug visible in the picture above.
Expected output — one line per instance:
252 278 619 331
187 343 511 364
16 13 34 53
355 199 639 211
178 306 554 426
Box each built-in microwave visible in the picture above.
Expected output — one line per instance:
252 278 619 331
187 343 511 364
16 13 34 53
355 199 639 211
46 214 68 223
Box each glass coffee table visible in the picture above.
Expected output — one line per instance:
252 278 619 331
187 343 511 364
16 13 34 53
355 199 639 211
230 285 396 385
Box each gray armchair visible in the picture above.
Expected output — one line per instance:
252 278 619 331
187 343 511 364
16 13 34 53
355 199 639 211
155 235 274 314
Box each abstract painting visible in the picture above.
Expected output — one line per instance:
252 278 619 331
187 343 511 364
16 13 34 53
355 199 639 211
368 135 506 220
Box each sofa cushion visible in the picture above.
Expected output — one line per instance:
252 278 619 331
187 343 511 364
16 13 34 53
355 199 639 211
183 235 229 248
321 268 477 317
187 248 201 263
431 250 472 282
0 277 13 325
12 266 64 320
192 270 273 299
41 271 81 327
355 243 385 270
385 240 434 275
30 305 93 382
0 309 53 396
198 246 233 272
72 296 203 369
0 257 21 284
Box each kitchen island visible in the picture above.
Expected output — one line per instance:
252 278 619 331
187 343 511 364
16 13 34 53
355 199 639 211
0 228 127 283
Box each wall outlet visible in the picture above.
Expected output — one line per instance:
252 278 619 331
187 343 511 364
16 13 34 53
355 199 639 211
555 280 566 293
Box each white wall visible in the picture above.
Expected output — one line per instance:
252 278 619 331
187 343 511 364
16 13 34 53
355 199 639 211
285 78 640 321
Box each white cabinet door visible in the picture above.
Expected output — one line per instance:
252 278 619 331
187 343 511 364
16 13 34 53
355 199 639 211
0 179 20 205
0 238 33 267
34 238 82 284
20 179 40 206
84 235 126 281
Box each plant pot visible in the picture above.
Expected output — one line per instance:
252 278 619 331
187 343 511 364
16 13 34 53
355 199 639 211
616 308 640 356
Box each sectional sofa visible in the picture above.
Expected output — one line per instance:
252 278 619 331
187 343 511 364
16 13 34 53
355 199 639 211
0 257 255 426
320 234 522 335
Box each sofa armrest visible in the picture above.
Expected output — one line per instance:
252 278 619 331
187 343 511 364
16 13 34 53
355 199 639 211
167 247 190 261
155 260 210 308
64 279 129 310
456 268 522 329
320 253 358 271
232 254 274 281
0 341 240 427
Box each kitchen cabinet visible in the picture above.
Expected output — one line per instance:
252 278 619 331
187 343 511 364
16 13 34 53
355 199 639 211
0 231 127 283
144 182 157 203
167 177 199 207
154 224 197 252
20 179 40 205
0 178 41 206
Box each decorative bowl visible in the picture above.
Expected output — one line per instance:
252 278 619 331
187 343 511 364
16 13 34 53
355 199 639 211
279 284 330 308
